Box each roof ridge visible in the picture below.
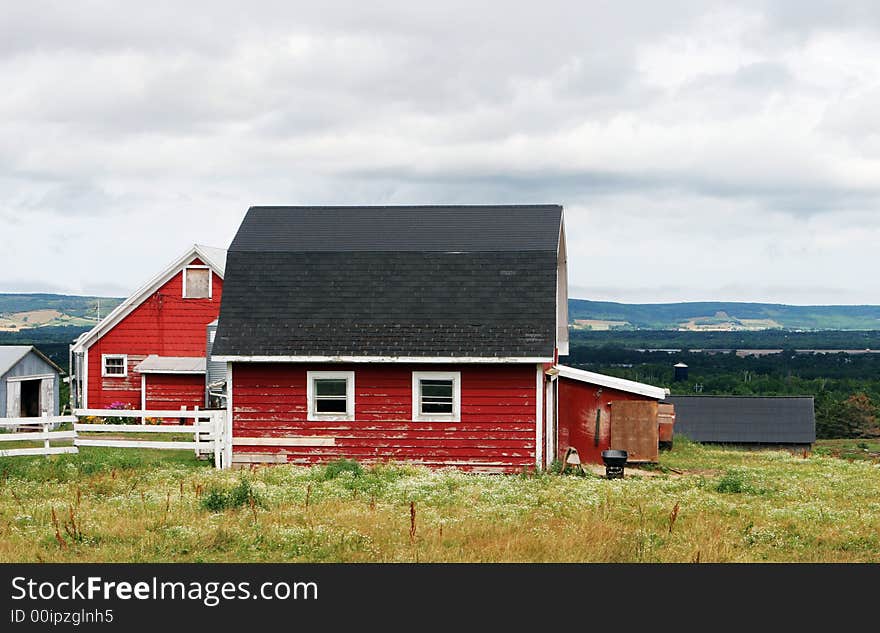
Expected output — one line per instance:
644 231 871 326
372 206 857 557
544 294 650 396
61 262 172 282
247 204 562 210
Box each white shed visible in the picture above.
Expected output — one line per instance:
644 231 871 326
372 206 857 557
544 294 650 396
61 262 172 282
0 346 62 418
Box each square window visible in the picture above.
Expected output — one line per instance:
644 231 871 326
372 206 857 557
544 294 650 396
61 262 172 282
183 267 211 298
102 354 127 377
307 372 354 421
412 372 460 422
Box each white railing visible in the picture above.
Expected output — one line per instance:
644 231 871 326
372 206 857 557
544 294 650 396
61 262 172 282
0 415 79 458
73 409 229 469
0 409 231 469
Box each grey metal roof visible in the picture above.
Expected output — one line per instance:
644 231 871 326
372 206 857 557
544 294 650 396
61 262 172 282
0 346 33 377
229 205 563 252
135 355 207 374
214 205 563 359
666 395 815 444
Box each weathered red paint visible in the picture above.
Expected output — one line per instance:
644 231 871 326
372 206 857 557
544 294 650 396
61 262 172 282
144 374 207 411
556 376 661 465
231 363 538 473
86 258 222 409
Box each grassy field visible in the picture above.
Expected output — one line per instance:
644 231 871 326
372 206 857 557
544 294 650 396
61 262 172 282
0 439 879 563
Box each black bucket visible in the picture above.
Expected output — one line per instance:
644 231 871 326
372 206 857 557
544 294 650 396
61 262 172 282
601 449 628 479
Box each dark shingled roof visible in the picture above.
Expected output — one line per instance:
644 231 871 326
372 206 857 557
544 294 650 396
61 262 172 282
666 396 815 445
214 205 563 359
229 205 563 252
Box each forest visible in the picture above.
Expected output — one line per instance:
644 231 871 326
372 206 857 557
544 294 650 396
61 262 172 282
568 331 880 439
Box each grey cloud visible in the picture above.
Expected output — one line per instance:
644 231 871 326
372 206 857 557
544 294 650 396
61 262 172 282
22 180 121 216
2 1 880 302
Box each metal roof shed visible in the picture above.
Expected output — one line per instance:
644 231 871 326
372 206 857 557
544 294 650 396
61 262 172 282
666 395 815 447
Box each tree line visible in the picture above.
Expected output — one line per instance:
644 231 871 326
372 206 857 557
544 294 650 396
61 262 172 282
568 343 880 439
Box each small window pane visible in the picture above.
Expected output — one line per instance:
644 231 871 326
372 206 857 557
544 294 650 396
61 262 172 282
422 402 453 414
420 379 453 414
105 357 125 375
185 268 210 298
315 379 347 397
315 398 348 413
421 381 452 398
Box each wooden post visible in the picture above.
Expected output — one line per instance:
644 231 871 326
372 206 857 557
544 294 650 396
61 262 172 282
193 405 200 457
223 409 232 469
212 412 221 470
43 416 50 458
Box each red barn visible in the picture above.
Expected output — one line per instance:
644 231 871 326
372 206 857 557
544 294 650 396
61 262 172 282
70 244 226 413
212 205 570 472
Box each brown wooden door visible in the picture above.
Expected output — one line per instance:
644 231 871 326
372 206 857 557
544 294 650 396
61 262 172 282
610 400 659 463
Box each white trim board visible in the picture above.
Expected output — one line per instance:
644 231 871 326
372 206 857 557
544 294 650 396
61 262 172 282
232 437 336 447
225 362 234 468
4 373 56 382
554 365 668 400
215 355 552 364
82 348 88 409
556 217 569 357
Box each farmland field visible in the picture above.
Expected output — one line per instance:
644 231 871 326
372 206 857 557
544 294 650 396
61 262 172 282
0 440 878 563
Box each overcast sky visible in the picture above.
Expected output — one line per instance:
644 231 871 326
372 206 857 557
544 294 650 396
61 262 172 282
2 1 880 304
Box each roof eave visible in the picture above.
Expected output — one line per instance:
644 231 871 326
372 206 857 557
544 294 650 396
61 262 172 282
213 355 553 364
554 364 668 399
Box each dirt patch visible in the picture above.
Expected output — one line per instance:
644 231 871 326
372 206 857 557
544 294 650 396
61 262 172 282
582 464 685 478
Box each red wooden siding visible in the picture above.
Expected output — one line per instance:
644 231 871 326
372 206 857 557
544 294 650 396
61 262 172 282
232 363 538 472
144 374 206 411
557 377 659 465
86 259 222 409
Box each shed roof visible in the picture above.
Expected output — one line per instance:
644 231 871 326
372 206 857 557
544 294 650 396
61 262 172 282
0 346 31 376
554 365 668 399
135 355 207 374
666 395 815 444
214 205 564 360
0 345 63 376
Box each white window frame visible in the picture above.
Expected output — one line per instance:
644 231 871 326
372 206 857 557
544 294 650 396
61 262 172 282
182 265 212 299
307 371 355 421
101 354 128 378
412 371 461 422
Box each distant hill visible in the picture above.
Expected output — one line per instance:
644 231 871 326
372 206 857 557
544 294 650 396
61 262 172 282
569 300 880 331
0 293 123 332
4 292 880 335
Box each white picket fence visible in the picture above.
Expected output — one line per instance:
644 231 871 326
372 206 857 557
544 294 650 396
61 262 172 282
0 416 79 458
0 409 231 469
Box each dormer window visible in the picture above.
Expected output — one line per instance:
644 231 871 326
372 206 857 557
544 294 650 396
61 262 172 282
183 266 211 299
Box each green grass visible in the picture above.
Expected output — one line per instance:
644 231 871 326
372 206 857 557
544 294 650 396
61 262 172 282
1 442 879 562
813 439 880 462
